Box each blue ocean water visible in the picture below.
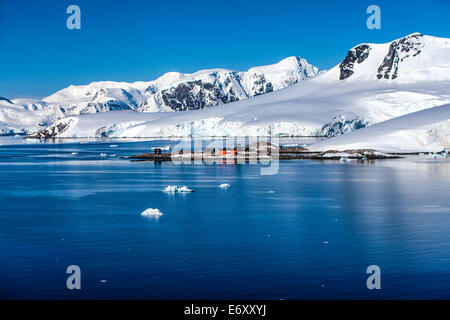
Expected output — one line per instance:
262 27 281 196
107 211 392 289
0 137 449 299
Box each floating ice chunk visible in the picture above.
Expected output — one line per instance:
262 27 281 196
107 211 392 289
100 153 107 158
268 190 276 194
164 185 177 192
110 144 118 148
443 152 449 158
141 208 163 217
71 152 78 155
163 185 194 193
339 157 349 162
219 183 230 189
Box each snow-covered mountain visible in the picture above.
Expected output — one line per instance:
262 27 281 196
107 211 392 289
322 32 450 83
0 56 318 135
32 33 450 153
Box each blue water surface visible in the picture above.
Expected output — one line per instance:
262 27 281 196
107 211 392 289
0 137 449 299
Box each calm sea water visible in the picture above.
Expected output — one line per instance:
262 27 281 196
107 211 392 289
0 136 449 299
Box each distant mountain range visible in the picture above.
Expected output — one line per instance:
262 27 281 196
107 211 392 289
0 57 318 135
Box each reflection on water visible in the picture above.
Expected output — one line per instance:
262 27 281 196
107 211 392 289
0 137 449 299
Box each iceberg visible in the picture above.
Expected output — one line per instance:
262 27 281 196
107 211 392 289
141 208 163 217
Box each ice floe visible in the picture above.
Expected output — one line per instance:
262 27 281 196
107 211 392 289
141 208 163 217
219 183 230 189
163 185 194 193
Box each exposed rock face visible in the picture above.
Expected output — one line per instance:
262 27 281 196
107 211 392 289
339 45 371 80
248 74 273 96
153 73 277 112
160 80 232 111
377 33 423 80
29 119 73 139
319 116 368 137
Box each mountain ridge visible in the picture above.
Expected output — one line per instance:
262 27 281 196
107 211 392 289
0 56 318 135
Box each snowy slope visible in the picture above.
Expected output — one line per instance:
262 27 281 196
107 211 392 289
307 104 450 153
34 33 450 142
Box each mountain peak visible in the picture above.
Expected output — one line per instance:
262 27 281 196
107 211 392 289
334 33 450 82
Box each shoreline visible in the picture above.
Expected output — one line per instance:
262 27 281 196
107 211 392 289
129 147 408 162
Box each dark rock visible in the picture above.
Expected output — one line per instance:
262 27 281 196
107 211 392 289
339 45 371 80
377 33 423 80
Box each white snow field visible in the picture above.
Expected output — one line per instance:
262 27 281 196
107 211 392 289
31 33 450 150
308 104 450 153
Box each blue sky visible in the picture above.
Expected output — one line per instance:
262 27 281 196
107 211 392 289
1 0 449 98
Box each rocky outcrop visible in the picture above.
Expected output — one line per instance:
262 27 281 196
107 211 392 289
160 80 232 111
377 33 423 80
339 45 371 80
319 116 368 136
28 119 74 139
